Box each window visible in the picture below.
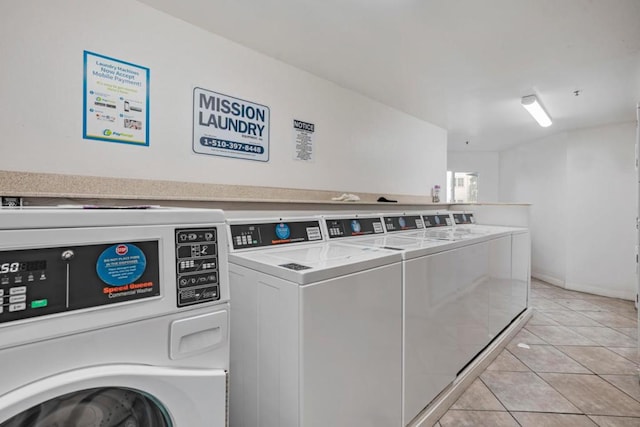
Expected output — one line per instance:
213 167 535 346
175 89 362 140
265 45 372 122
446 171 479 203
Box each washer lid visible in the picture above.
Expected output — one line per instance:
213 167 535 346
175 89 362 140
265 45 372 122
454 224 528 235
340 235 453 260
229 242 401 285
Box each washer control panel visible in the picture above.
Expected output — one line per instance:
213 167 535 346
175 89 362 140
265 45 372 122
0 241 160 324
453 213 475 225
383 215 424 233
325 217 384 239
423 214 453 228
230 220 323 250
175 228 220 307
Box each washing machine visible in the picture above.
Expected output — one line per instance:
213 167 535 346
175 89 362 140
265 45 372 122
448 211 531 330
227 216 403 427
450 210 513 235
402 211 477 242
329 212 527 426
419 210 530 339
327 212 499 425
0 207 230 426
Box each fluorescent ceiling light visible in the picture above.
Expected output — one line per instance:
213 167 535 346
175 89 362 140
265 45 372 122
521 95 552 127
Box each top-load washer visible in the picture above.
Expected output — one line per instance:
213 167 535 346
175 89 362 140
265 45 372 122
411 210 530 339
0 207 230 426
450 210 516 235
448 211 531 321
227 216 403 427
327 212 527 426
401 211 477 242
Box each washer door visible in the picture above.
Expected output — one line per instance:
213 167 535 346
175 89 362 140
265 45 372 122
0 365 227 427
0 387 171 427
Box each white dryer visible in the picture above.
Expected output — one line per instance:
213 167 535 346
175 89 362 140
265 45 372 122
227 216 403 427
0 207 230 427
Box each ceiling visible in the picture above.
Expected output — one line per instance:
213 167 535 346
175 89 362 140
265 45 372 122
140 0 640 151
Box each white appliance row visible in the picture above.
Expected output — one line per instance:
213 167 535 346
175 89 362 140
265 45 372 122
227 210 530 427
0 208 529 427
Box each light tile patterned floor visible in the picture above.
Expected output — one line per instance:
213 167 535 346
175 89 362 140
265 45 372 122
435 279 639 427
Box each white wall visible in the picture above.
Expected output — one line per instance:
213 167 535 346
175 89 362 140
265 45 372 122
500 122 636 300
447 151 500 202
0 1 446 196
500 133 568 286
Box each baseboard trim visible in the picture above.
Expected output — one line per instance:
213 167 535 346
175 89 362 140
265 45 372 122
531 272 565 288
408 308 533 427
565 281 635 301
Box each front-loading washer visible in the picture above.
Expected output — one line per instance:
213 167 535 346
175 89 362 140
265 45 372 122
0 207 230 426
226 216 403 427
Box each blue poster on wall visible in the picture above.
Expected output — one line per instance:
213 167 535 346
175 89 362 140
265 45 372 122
83 50 150 146
193 87 270 162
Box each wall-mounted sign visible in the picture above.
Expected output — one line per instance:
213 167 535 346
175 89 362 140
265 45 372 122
83 51 150 146
292 119 315 162
193 87 270 162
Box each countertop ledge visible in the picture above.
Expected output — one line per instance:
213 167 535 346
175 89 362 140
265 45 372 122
0 170 529 207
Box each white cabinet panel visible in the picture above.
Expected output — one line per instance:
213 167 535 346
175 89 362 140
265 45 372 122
511 232 531 318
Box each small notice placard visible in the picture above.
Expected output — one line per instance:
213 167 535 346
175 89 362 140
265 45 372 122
293 119 315 162
193 87 270 162
83 51 149 146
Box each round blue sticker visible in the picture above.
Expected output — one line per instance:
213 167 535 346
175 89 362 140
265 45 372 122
275 223 291 240
96 244 147 286
398 217 406 228
351 220 361 233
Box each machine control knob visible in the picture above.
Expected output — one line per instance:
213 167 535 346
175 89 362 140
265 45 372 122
61 250 75 261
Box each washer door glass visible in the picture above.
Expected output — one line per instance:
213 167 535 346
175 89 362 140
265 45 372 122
0 387 172 427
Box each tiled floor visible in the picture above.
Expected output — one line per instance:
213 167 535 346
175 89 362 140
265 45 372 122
435 279 639 427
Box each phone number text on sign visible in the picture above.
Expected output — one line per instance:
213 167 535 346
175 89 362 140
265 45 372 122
200 138 265 154
193 87 270 162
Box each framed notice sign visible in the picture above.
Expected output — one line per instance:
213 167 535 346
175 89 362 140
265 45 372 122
83 51 150 146
193 87 270 162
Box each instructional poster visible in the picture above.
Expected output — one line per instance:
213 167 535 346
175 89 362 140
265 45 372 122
83 51 150 146
193 87 270 162
292 119 315 162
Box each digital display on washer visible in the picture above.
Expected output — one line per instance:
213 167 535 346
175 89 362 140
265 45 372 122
0 241 160 325
383 215 424 233
422 214 452 228
453 213 475 225
325 218 384 239
0 261 47 273
230 221 323 249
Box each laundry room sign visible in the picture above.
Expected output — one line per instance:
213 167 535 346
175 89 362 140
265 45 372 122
193 87 270 162
83 51 150 146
